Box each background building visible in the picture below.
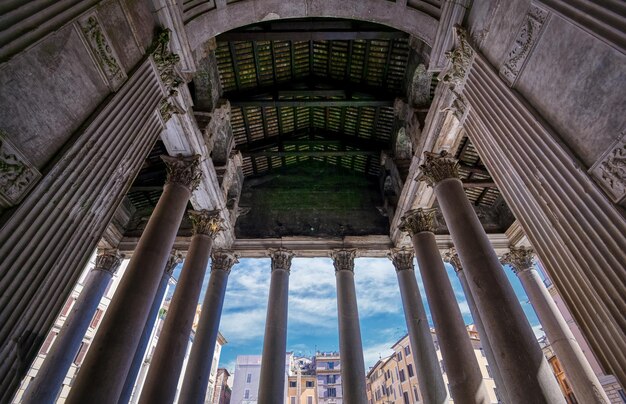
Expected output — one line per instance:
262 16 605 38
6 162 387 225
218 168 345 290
314 352 342 403
231 354 293 404
212 368 232 404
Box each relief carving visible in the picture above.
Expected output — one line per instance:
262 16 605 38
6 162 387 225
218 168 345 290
79 15 127 90
590 132 626 204
0 133 42 208
439 26 474 90
500 3 549 86
150 28 184 96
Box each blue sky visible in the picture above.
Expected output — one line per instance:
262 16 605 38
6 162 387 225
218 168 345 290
172 257 544 374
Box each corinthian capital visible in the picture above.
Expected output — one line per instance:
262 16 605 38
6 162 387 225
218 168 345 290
399 208 437 235
95 249 124 275
417 151 460 186
388 247 415 271
189 210 225 237
268 248 295 272
440 25 474 89
162 154 202 191
330 249 358 273
500 246 535 274
211 249 239 273
441 248 463 272
165 250 183 276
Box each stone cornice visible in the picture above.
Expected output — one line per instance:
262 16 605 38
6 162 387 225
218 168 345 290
417 150 460 186
94 249 124 275
330 249 358 273
211 249 239 273
387 247 415 271
441 248 463 272
165 250 183 275
162 154 202 191
189 209 224 237
268 248 295 272
399 208 437 235
500 246 535 274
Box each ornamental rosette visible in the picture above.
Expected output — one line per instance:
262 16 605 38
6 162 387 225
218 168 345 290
189 210 225 237
330 249 358 273
268 248 295 272
162 154 202 191
441 248 463 272
399 208 437 235
211 249 239 273
95 249 124 275
165 250 183 275
387 247 415 271
417 151 460 186
500 246 535 274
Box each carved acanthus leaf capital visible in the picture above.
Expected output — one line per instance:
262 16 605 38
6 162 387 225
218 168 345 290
165 250 183 275
162 154 202 191
211 249 239 273
388 247 415 271
417 151 460 186
159 98 183 122
150 28 184 96
268 248 295 272
330 249 358 273
399 208 437 235
95 249 124 275
189 210 225 237
500 246 535 274
439 25 474 89
441 248 463 272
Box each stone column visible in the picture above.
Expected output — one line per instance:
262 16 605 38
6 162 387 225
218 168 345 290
501 246 610 404
258 248 294 404
67 155 202 403
139 210 224 404
418 151 565 404
388 247 448 404
179 249 239 404
22 249 123 404
117 250 182 404
331 249 368 404
442 248 509 404
401 209 490 404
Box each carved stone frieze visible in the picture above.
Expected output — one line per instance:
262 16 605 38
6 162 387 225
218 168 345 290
162 154 202 191
78 14 127 90
590 132 626 204
499 3 550 86
330 249 358 273
94 249 124 275
211 249 239 273
439 25 474 89
189 209 225 237
387 247 415 271
268 248 295 272
0 133 42 208
399 208 437 235
165 250 184 275
441 248 463 272
150 28 184 96
417 150 460 186
500 246 535 274
159 98 183 122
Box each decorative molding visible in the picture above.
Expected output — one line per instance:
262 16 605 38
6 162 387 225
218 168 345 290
211 249 239 273
387 247 415 271
189 209 225 237
399 208 437 234
165 250 183 275
78 14 127 91
589 132 626 205
159 98 183 122
94 249 124 275
417 150 460 186
330 249 358 273
162 154 202 191
441 248 463 272
499 3 550 86
0 133 42 208
268 248 295 272
150 28 184 96
500 246 535 274
439 25 474 90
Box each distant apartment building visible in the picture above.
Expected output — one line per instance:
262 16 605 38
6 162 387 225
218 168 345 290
231 354 293 404
314 352 342 404
288 372 317 404
366 328 500 404
212 368 232 404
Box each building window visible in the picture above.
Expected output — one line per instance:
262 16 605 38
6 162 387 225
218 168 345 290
307 397 313 404
306 381 314 387
399 369 406 382
290 397 296 404
328 361 334 369
90 308 104 329
39 332 58 355
327 374 336 384
413 387 418 401
246 373 252 383
61 298 75 316
73 341 89 365
397 351 403 361
328 387 337 397
403 391 410 404
244 389 250 399
407 364 414 377
404 346 410 356
290 381 297 387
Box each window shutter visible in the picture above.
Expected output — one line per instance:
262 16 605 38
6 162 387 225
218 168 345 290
61 298 75 316
74 342 90 365
90 308 103 329
39 332 58 354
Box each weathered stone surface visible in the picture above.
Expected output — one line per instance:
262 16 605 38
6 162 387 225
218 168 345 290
0 133 41 208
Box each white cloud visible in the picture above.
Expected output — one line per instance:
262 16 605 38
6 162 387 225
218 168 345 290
362 341 396 368
532 324 545 339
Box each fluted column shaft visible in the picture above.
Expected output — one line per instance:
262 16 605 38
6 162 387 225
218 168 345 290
139 210 224 404
390 247 448 404
23 250 123 404
419 151 565 404
258 248 294 404
117 251 182 404
502 247 610 404
332 249 368 404
178 250 238 404
67 155 202 403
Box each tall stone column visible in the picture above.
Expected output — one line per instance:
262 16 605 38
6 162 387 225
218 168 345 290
418 151 565 404
401 209 490 404
22 249 123 404
501 246 610 404
117 250 182 404
331 249 368 404
67 155 202 403
179 249 239 404
139 210 224 404
258 248 294 404
442 248 509 404
388 247 448 404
